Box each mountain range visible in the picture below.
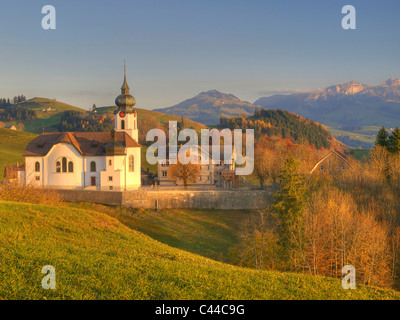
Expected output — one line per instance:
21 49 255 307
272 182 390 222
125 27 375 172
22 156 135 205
255 78 400 129
155 79 400 147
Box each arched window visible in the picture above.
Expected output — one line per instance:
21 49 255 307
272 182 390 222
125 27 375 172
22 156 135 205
90 161 96 172
62 157 67 172
129 155 134 172
56 161 61 173
121 120 125 130
68 161 74 173
35 162 40 172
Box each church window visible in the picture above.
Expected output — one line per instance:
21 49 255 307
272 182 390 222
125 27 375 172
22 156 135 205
56 161 61 173
129 155 134 172
62 157 67 172
90 161 96 172
121 120 125 130
109 159 112 166
109 176 113 181
68 161 74 173
35 162 40 172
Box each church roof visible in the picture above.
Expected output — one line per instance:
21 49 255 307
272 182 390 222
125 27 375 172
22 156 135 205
23 131 141 157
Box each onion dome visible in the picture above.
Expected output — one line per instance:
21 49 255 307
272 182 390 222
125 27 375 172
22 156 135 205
115 63 136 110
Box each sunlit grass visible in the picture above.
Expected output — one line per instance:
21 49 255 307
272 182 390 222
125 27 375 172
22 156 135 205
0 201 399 300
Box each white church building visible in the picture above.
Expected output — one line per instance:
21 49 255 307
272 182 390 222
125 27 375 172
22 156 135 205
23 67 142 191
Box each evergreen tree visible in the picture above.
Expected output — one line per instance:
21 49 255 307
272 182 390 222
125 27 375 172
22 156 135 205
273 157 307 269
375 126 389 148
388 127 400 153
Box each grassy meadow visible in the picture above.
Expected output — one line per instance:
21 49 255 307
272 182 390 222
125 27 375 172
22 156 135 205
1 200 399 300
0 128 37 179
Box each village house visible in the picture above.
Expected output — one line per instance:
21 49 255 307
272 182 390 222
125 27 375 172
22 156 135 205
3 163 25 183
22 66 142 191
157 145 237 188
309 151 351 176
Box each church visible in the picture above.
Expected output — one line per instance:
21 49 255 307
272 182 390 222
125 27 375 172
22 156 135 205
23 67 142 191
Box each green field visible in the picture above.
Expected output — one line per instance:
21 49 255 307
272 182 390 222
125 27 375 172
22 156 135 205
0 128 37 179
1 200 398 300
69 203 246 263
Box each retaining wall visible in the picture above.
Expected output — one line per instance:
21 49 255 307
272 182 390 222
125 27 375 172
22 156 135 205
57 189 272 210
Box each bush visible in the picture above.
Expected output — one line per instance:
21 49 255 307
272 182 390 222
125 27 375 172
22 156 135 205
0 183 62 206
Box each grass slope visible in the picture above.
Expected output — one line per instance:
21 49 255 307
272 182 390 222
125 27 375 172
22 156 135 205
0 201 398 300
70 203 246 263
0 128 37 179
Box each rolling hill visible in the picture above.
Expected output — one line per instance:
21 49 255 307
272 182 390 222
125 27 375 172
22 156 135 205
1 200 398 300
0 97 86 134
95 106 208 131
155 90 258 125
0 128 37 179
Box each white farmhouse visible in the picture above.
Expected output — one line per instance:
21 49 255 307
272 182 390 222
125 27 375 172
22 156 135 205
23 67 141 190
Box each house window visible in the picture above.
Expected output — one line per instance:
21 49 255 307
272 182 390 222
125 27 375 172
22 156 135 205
121 120 125 130
68 161 74 173
320 166 324 171
342 166 346 171
62 157 67 172
109 176 113 181
35 162 40 172
129 155 134 172
56 161 61 173
109 159 112 166
162 171 167 178
35 176 40 181
90 161 96 172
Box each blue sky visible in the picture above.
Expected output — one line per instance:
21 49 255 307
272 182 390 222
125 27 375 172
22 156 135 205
0 0 399 110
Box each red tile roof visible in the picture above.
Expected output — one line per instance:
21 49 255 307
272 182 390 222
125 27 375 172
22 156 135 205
24 132 141 157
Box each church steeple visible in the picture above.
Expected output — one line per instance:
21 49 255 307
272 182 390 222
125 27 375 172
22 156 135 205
121 62 130 95
115 63 136 110
114 63 138 141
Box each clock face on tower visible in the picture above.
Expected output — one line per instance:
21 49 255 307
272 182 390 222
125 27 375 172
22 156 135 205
119 111 126 118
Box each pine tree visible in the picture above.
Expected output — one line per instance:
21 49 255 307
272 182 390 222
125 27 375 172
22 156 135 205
273 157 307 269
388 127 400 153
376 126 389 148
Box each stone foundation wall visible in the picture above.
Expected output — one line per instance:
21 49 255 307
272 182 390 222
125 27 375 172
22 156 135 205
57 189 272 210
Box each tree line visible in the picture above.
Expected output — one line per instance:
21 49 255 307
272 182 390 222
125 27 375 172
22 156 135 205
220 109 331 150
0 95 27 106
0 105 36 121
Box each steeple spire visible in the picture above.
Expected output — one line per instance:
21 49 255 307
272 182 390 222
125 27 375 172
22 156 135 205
115 61 136 110
121 61 130 95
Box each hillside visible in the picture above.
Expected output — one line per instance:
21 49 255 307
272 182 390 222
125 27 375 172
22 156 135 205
221 109 335 150
154 90 258 125
0 97 86 134
95 106 208 131
0 128 37 179
254 79 400 148
0 200 398 300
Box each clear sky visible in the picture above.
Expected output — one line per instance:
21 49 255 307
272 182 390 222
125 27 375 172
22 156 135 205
0 0 399 110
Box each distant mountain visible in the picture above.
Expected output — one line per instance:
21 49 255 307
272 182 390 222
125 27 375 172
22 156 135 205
154 90 258 125
254 79 400 129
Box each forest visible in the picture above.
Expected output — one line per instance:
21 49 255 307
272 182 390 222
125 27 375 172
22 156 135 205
220 109 331 150
231 132 400 290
